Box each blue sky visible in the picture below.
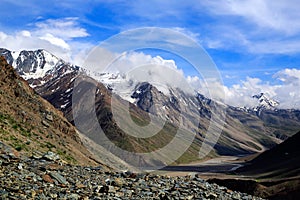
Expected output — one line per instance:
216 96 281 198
1 0 300 108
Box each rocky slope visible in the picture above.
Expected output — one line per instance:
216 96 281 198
0 143 264 199
0 56 100 166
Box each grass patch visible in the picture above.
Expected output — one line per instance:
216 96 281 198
11 141 27 151
56 149 76 163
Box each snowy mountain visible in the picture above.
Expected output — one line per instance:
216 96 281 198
0 48 79 87
88 72 137 103
252 93 279 111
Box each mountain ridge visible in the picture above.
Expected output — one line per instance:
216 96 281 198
0 48 80 87
1 48 300 168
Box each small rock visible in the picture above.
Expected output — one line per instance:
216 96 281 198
115 191 124 197
76 182 86 189
186 195 194 200
49 171 68 185
67 193 79 200
121 170 136 178
42 120 50 127
45 113 53 121
112 178 123 187
43 151 60 161
144 175 149 181
42 174 54 183
50 193 58 198
31 151 43 160
17 163 23 170
206 192 218 199
232 193 241 200
108 185 116 193
99 185 109 193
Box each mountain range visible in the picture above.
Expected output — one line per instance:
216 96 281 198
1 48 300 199
1 48 300 168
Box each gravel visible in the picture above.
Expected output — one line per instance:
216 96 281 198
0 142 265 199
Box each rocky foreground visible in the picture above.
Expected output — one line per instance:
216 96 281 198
0 142 264 200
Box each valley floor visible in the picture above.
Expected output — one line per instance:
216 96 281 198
159 155 246 177
158 155 300 200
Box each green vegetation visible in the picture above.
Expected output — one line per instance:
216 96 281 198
0 112 33 138
57 148 76 163
39 141 56 150
11 140 27 151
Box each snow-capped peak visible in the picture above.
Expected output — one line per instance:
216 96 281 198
18 49 62 80
88 71 137 103
0 48 81 88
252 93 279 111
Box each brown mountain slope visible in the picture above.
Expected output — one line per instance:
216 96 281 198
237 130 300 179
0 56 101 166
35 69 300 168
208 131 300 200
37 73 203 168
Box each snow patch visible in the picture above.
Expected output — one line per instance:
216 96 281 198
60 102 69 109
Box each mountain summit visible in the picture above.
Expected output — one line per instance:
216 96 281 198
0 48 79 87
252 93 279 111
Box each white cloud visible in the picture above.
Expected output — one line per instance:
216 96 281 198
274 68 300 84
0 30 71 61
202 25 250 50
35 17 89 40
117 52 180 73
0 18 90 62
188 68 300 109
39 33 70 50
199 0 300 55
20 30 31 37
202 0 300 35
85 50 193 95
248 39 300 54
272 69 300 108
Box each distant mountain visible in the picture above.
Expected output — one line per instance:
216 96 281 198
0 56 100 166
252 93 279 112
0 48 79 87
87 68 300 143
237 93 280 116
1 48 300 168
35 71 300 165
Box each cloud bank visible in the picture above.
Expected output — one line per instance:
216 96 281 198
187 68 300 109
0 17 90 62
83 48 300 109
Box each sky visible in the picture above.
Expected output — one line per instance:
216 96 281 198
0 0 300 108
